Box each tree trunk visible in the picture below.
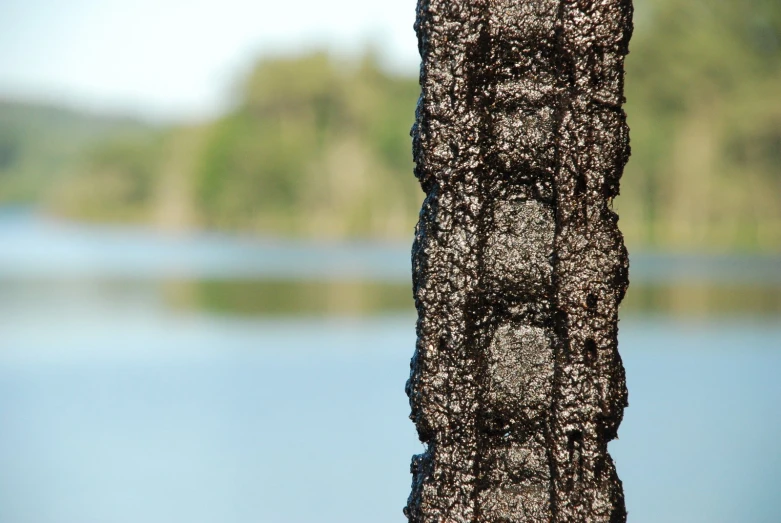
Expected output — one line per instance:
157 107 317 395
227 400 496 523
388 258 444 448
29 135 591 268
405 1 633 522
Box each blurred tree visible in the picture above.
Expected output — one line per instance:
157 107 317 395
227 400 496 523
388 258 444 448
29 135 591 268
620 0 781 251
50 134 165 222
0 101 149 204
194 51 422 238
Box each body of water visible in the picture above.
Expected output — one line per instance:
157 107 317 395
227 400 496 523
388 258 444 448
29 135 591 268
0 208 779 523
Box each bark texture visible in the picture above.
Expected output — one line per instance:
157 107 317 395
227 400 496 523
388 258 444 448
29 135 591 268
405 1 632 522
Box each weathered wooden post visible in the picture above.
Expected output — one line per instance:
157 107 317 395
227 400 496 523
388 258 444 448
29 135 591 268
405 1 632 521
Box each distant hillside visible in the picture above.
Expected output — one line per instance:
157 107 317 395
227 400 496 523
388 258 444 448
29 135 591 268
0 100 153 203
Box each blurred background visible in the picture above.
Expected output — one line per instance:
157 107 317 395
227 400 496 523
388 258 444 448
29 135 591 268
0 0 779 522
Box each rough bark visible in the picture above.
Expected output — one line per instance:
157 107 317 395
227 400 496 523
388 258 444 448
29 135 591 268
405 1 632 522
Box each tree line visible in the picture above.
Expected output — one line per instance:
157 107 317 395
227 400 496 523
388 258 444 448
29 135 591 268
1 0 779 251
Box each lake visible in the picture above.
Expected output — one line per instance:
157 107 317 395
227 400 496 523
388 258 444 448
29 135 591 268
0 208 779 523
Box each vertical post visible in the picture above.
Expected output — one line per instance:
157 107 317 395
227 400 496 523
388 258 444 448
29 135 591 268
406 1 633 522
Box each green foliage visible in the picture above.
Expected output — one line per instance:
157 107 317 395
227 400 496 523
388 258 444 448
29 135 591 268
619 0 781 251
0 100 150 203
7 0 781 250
193 51 421 237
50 133 165 222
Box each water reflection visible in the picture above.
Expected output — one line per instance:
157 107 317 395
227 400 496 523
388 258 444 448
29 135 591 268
164 279 415 317
623 282 781 317
7 277 777 319
163 278 781 318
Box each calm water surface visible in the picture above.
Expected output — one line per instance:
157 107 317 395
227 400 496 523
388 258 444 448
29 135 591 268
0 209 779 523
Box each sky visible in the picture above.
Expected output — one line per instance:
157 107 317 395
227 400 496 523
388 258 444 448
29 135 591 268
0 0 420 122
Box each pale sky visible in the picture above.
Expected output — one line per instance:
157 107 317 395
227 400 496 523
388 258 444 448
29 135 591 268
0 0 420 122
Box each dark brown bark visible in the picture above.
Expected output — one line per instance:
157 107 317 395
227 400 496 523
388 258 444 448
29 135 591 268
405 1 632 521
